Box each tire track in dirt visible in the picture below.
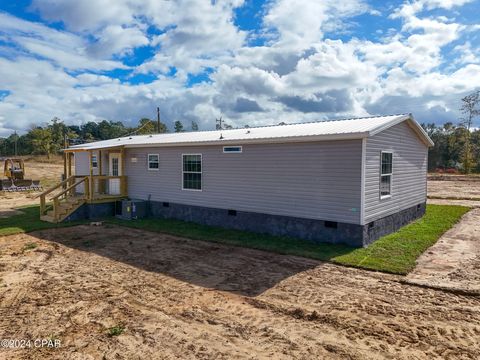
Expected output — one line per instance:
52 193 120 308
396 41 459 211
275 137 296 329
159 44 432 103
0 226 479 359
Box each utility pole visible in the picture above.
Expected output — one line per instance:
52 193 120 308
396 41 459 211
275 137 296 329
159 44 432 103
157 107 161 134
216 116 223 130
14 130 18 156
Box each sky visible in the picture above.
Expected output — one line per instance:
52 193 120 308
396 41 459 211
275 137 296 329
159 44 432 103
0 0 479 136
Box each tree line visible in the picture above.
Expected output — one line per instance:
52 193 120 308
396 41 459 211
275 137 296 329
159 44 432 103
1 91 479 171
422 90 480 173
0 117 198 158
422 122 480 173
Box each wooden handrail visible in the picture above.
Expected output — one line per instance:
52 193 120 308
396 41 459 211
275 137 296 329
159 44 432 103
39 174 128 218
52 176 88 202
39 176 88 216
39 175 76 216
87 175 127 180
35 175 76 199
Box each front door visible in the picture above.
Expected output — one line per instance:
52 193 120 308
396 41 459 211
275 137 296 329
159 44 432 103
109 152 122 195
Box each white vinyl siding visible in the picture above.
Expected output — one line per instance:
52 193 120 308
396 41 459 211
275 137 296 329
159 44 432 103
364 121 428 223
125 140 363 224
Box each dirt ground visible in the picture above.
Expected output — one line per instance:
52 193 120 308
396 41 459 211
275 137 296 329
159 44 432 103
0 159 63 216
407 208 480 293
1 164 480 358
427 178 480 200
0 225 479 359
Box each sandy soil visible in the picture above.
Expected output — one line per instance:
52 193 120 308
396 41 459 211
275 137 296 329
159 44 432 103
0 160 64 214
0 225 479 359
407 208 480 294
428 198 480 208
428 179 480 199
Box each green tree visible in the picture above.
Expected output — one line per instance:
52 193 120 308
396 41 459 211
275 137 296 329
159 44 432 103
191 121 199 131
174 120 184 132
30 126 54 158
459 90 480 173
98 120 129 139
136 118 157 135
136 118 169 134
80 121 100 140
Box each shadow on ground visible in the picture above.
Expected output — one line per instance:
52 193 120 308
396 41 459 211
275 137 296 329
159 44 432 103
29 224 346 296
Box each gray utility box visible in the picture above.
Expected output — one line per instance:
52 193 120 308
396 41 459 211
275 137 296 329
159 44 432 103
117 199 147 220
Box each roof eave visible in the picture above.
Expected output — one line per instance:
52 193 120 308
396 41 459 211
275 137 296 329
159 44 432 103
64 132 370 151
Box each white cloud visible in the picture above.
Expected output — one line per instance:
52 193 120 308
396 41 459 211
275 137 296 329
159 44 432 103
30 0 246 74
422 0 475 10
0 12 127 70
263 0 368 48
453 42 479 65
1 0 480 137
88 25 149 58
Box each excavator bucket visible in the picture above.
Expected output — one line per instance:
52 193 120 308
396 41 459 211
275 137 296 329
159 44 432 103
0 158 42 192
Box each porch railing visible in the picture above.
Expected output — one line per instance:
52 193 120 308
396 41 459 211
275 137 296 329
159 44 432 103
38 175 128 219
38 175 77 216
88 175 128 201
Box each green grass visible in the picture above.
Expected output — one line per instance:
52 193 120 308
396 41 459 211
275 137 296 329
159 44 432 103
106 325 125 337
107 204 469 275
0 204 469 275
0 205 87 236
333 204 470 273
22 242 38 251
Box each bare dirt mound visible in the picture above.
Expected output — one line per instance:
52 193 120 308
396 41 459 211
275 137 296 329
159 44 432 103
0 225 479 359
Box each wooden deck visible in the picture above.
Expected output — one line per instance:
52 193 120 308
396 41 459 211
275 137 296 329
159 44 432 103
39 175 128 223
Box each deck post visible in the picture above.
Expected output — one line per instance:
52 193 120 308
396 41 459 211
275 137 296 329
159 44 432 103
88 150 94 201
53 197 59 222
84 176 90 200
67 152 73 195
40 194 46 216
121 147 125 175
121 147 126 196
99 150 104 194
63 152 67 189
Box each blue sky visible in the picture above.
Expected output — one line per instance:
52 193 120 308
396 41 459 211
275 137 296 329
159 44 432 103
0 0 479 136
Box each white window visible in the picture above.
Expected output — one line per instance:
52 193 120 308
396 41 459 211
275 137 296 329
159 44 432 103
148 154 159 170
182 154 202 190
91 154 98 168
223 146 242 153
380 151 392 199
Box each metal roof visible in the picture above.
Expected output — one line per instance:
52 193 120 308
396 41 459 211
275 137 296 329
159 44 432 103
66 113 434 151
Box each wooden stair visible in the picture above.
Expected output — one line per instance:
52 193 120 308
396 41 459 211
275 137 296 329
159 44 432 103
40 196 85 223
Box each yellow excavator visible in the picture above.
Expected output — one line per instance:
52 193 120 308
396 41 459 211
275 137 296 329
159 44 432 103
0 158 41 191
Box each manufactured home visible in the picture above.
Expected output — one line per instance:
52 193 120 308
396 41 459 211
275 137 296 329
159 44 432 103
39 114 433 247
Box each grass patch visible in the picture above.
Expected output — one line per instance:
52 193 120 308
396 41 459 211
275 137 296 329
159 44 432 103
107 204 469 275
0 205 87 237
333 205 470 274
22 242 38 251
0 204 469 275
106 325 125 337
